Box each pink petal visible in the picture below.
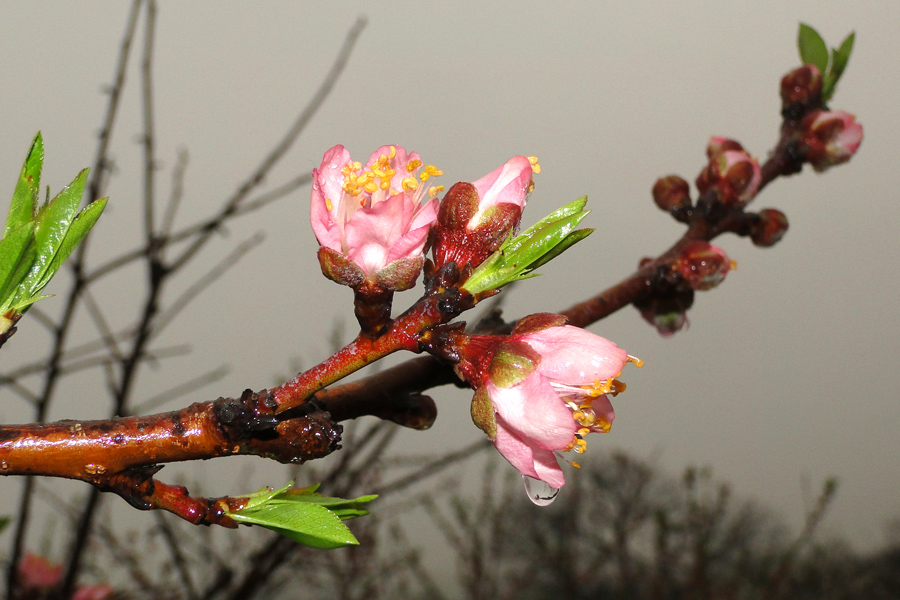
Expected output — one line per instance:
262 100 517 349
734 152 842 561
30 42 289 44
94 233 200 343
487 376 577 450
492 421 565 488
522 326 628 384
472 156 533 211
344 193 418 276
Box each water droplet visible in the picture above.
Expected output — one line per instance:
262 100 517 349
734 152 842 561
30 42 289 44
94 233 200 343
522 475 559 506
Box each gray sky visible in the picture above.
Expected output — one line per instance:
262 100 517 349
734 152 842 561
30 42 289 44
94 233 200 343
1 0 898 570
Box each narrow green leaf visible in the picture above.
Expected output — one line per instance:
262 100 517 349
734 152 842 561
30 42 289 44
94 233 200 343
505 196 588 254
524 227 594 272
830 31 855 84
34 197 107 291
231 502 360 549
18 169 88 299
6 133 43 236
0 224 35 306
798 23 829 73
0 516 10 534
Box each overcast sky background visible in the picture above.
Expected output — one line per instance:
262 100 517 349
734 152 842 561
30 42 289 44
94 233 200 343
1 0 898 578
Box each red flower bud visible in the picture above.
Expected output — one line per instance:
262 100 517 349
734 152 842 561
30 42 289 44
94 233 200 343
652 175 692 219
677 240 733 291
750 209 789 247
780 64 823 112
801 110 863 172
696 138 761 205
431 156 536 273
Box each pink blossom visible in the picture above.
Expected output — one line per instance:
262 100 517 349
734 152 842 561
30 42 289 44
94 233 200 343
310 145 441 284
479 321 631 488
802 110 863 172
17 553 62 591
467 155 537 230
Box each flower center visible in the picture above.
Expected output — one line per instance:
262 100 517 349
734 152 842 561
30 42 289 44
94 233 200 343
335 146 444 208
553 377 627 455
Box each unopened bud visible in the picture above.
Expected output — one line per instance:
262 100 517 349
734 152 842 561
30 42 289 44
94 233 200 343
697 139 761 204
652 175 692 220
780 64 823 115
750 209 789 247
677 240 733 291
801 110 863 172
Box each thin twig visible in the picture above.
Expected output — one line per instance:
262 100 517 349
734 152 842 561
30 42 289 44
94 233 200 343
168 16 367 273
4 3 144 596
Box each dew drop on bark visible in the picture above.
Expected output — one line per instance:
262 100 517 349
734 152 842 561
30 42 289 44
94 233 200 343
522 475 559 506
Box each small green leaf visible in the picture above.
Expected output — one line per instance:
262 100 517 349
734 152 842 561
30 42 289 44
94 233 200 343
6 133 42 237
0 516 10 534
525 227 594 272
0 224 35 307
16 169 88 301
832 31 855 77
228 482 377 548
231 502 360 549
35 197 107 291
506 196 588 254
798 23 829 73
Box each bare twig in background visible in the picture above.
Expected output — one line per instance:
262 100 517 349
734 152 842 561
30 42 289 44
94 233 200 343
4 2 145 595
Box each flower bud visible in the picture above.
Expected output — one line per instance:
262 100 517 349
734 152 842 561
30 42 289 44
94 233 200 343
801 110 863 172
750 208 789 247
677 240 733 291
652 175 692 220
634 287 694 337
431 156 536 274
696 138 761 205
780 64 823 114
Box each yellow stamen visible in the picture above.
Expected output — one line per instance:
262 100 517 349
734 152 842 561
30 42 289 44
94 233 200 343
571 461 582 469
406 159 423 173
528 156 541 174
428 185 444 199
419 165 444 182
325 198 334 212
402 177 419 192
627 354 644 368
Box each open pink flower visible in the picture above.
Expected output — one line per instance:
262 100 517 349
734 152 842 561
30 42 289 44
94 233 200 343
465 315 634 488
310 145 441 287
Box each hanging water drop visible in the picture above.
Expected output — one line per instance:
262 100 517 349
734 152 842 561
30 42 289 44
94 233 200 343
522 475 559 506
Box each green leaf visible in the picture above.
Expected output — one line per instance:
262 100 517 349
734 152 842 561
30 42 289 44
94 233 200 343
6 133 42 237
15 169 88 302
824 31 855 101
35 197 107 291
231 502 360 549
505 196 588 254
0 516 10 534
228 482 377 548
798 23 829 73
0 224 35 308
463 199 593 295
525 227 594 272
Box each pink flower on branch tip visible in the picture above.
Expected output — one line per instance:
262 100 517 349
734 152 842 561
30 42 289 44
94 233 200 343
431 155 539 273
310 144 442 290
461 314 639 489
802 110 863 172
17 553 62 591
